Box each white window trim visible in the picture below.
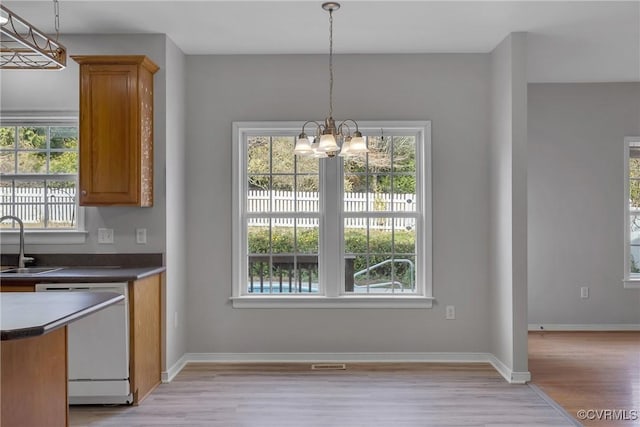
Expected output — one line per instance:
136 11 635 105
231 121 433 308
0 112 87 245
624 136 640 288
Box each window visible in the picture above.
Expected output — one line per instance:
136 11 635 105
624 137 640 288
0 117 85 243
232 121 432 308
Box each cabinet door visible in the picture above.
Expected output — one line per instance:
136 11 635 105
78 63 140 205
129 274 161 403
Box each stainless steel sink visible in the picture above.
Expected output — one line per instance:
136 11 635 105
0 267 63 275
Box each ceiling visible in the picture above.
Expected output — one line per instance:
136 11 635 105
3 0 640 82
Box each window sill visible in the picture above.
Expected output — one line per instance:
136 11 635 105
623 278 640 289
1 230 88 245
230 295 434 309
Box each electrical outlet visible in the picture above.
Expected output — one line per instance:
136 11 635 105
97 228 114 244
445 305 455 320
136 228 147 244
580 286 589 299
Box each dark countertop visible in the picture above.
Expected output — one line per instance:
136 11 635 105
0 266 166 284
1 292 124 341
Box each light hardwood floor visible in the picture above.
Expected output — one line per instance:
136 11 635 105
529 331 640 426
70 363 574 427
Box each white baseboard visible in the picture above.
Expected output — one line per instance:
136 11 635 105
164 352 529 385
162 354 188 383
487 354 531 384
185 352 490 363
529 323 640 331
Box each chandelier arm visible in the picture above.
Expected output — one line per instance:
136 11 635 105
337 121 352 137
339 119 360 133
301 120 323 137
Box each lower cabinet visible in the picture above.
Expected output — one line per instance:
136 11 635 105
1 327 68 427
0 273 162 405
129 274 162 404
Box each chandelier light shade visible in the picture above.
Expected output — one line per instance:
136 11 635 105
294 2 368 159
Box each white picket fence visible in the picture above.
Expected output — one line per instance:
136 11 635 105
248 190 416 230
0 187 76 225
1 188 416 230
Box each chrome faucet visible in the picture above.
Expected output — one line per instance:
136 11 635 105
0 215 35 268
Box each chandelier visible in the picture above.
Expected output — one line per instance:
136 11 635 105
294 2 368 159
0 0 67 70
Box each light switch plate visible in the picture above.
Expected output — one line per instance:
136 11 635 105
136 228 147 244
98 228 114 244
580 286 589 299
445 305 455 320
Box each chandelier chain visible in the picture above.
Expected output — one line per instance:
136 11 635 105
53 0 60 40
328 8 334 119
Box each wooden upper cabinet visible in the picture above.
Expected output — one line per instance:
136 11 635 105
72 55 159 206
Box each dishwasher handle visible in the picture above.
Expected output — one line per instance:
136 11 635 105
35 283 128 296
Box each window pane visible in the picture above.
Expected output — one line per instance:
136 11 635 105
272 174 294 191
248 137 270 174
297 154 319 174
0 180 14 218
393 136 416 173
18 127 47 149
0 127 16 148
296 218 319 254
393 185 417 212
272 137 295 174
247 182 270 213
272 176 295 213
0 152 15 173
47 180 77 228
246 217 319 294
630 179 640 208
0 122 79 231
296 176 319 212
630 215 640 274
344 217 417 294
13 181 45 228
367 136 392 171
17 152 46 173
344 173 367 194
248 174 270 191
344 133 418 214
50 127 78 150
49 151 78 174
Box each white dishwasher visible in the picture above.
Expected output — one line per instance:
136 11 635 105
35 282 132 405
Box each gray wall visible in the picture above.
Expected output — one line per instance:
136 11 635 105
528 83 640 325
489 33 529 376
0 34 188 371
185 54 493 354
0 34 167 254
164 37 188 369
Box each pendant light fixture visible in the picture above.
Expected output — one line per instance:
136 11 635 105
294 2 368 159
